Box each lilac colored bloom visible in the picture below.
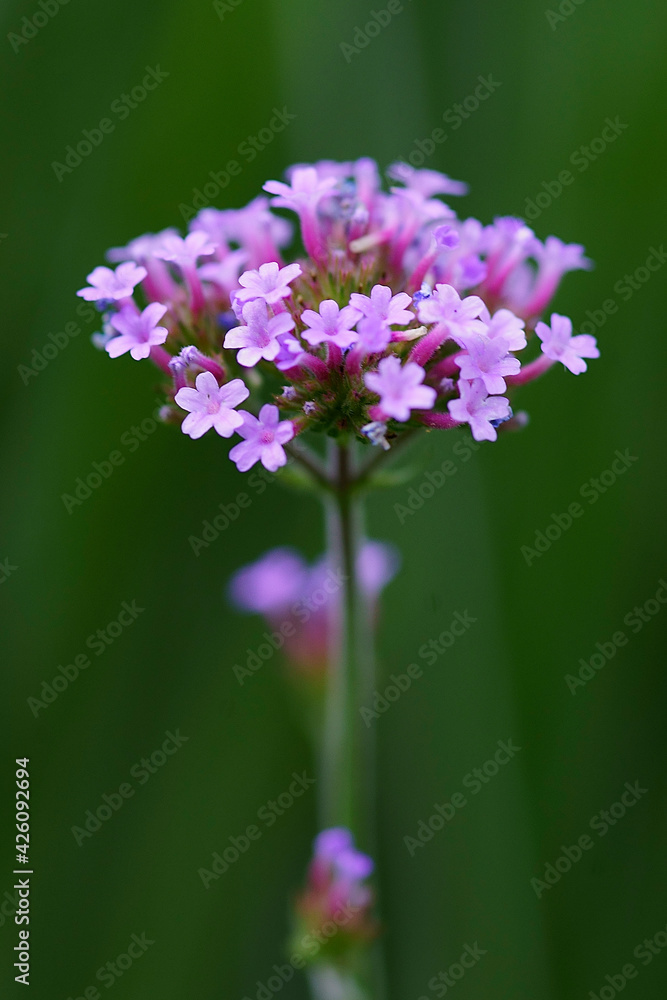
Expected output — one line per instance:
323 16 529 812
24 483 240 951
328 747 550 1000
174 371 249 439
355 316 392 354
523 237 593 316
224 299 296 367
77 262 147 302
336 848 374 881
313 827 374 881
535 313 599 375
153 231 216 268
455 334 521 394
482 307 527 352
389 185 454 223
365 356 436 421
434 224 460 250
83 157 597 461
350 284 414 328
264 168 338 261
107 303 168 360
302 827 375 937
314 828 354 860
535 236 591 274
198 250 248 296
301 300 361 348
273 332 307 371
416 282 487 345
448 378 512 442
264 167 337 214
228 547 308 614
191 197 292 268
107 230 178 263
229 404 295 472
234 261 303 307
387 162 469 197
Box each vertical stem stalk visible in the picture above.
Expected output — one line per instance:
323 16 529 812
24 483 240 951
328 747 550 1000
320 440 362 834
317 440 386 1000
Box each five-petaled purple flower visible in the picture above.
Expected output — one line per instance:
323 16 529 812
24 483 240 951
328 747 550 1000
224 299 296 367
350 285 414 329
264 167 337 215
448 378 512 442
482 307 527 352
175 371 249 439
107 303 169 360
77 262 147 303
416 282 486 345
535 313 600 375
234 261 303 307
154 231 216 268
455 334 521 394
365 356 436 421
229 404 295 472
301 300 361 348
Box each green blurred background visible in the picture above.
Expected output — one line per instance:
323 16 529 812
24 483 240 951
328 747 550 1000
1 0 666 997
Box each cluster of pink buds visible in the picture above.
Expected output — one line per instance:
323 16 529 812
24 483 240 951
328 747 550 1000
79 158 599 462
228 542 399 674
290 827 377 966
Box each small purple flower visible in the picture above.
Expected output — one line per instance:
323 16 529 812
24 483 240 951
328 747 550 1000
224 299 296 367
228 547 308 614
433 224 461 250
483 307 527 352
535 313 599 375
264 167 337 214
417 283 487 345
522 238 592 316
264 168 338 262
365 356 436 421
77 262 147 302
198 250 249 296
350 284 414 328
107 303 169 360
448 378 511 442
314 828 354 860
301 299 361 348
455 334 521 394
336 848 375 881
313 827 374 881
387 162 469 198
355 315 392 354
175 371 249 439
273 332 307 372
153 231 216 268
234 261 303 307
107 230 178 263
229 404 295 472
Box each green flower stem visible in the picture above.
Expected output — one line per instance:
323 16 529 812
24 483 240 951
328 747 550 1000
317 440 387 1000
320 440 362 834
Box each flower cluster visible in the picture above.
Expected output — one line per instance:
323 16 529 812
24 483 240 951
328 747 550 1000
228 542 399 672
290 827 377 964
79 159 599 461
